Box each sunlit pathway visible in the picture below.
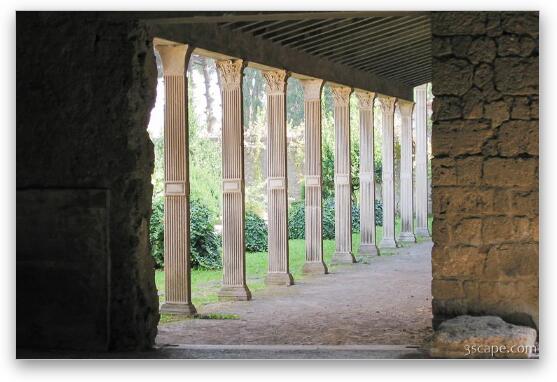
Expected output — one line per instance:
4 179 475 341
156 241 433 346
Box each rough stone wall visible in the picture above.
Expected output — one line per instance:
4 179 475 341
17 12 159 350
430 12 539 329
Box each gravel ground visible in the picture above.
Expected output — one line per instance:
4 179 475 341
157 241 434 347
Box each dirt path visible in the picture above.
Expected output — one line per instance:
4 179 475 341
156 241 433 346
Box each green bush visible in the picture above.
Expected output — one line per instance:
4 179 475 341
190 199 222 269
288 197 381 239
322 197 336 240
245 211 268 252
150 196 165 269
352 202 360 233
288 200 305 240
149 196 222 270
374 199 384 227
352 199 383 229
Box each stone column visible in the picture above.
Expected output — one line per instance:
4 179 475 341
155 43 196 315
414 84 431 238
301 79 328 274
378 96 398 250
331 86 355 264
216 59 251 301
263 70 294 286
356 91 379 257
398 99 417 243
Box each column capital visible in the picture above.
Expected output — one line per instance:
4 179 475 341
262 69 288 95
397 99 415 117
154 43 192 76
216 59 245 91
355 91 376 110
378 95 396 114
331 86 352 107
300 79 324 101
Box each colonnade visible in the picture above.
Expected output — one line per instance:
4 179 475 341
154 40 430 315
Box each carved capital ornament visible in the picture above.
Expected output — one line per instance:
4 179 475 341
216 59 244 91
262 70 288 95
355 91 376 110
331 86 352 107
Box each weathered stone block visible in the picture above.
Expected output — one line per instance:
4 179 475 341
482 216 515 244
432 246 486 278
497 120 538 157
451 36 473 58
433 120 492 156
432 96 462 120
432 58 474 96
468 37 496 64
432 279 465 300
511 191 539 216
433 187 494 216
497 34 521 56
530 96 539 119
454 218 482 246
497 35 537 57
484 100 510 128
431 218 451 245
486 13 503 37
492 189 511 214
432 37 452 57
473 63 493 89
501 12 539 37
455 156 483 185
431 12 487 36
462 87 484 119
483 243 539 280
430 315 537 358
494 57 538 95
510 96 531 119
432 158 456 186
483 158 538 187
478 280 539 328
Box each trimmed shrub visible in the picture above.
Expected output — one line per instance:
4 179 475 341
245 211 268 252
149 196 222 270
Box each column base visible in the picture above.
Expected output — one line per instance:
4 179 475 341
398 231 417 243
218 285 252 301
379 238 398 249
332 251 356 264
265 272 294 286
415 227 431 238
359 243 379 257
303 261 328 274
160 302 197 316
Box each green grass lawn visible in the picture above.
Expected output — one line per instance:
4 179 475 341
155 217 433 308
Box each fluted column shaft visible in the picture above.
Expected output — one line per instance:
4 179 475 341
415 84 430 237
216 59 251 301
263 70 293 286
379 96 398 250
156 43 196 315
356 91 379 256
398 100 416 243
331 86 355 264
301 79 328 274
